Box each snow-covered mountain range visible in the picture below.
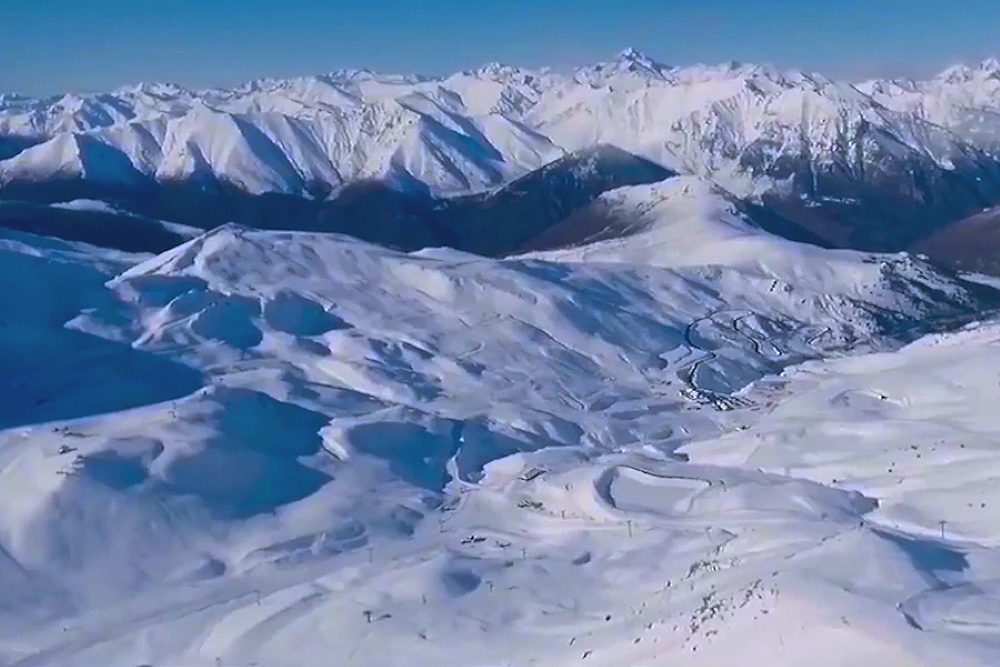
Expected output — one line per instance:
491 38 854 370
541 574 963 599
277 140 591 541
4 49 1000 261
7 51 1000 665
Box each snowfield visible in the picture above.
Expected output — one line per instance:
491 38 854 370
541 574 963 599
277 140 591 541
2 193 1000 665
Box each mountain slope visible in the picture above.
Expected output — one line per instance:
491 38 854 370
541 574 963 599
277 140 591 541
521 176 830 265
0 144 672 256
0 133 148 186
909 204 1000 274
1 221 999 665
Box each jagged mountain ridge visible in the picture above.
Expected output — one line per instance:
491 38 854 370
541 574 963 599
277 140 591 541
5 50 1000 258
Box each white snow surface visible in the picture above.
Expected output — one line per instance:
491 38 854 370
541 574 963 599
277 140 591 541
2 212 1000 665
523 177 789 267
4 50 1000 196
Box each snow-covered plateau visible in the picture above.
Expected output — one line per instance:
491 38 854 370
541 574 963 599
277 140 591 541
5 52 1000 666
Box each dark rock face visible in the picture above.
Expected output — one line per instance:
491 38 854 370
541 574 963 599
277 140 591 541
911 206 1000 274
0 201 188 253
429 145 675 255
0 135 38 160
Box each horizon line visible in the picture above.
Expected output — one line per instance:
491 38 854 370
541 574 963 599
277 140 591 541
5 48 999 99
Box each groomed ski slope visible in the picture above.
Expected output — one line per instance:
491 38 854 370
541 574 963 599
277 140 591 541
2 186 1000 665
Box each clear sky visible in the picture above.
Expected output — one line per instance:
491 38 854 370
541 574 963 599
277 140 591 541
4 0 1000 96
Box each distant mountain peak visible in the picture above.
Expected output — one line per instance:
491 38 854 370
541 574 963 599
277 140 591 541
615 47 670 74
318 69 430 86
461 61 525 80
324 68 381 81
571 48 673 81
115 81 189 97
936 57 1000 83
616 47 655 64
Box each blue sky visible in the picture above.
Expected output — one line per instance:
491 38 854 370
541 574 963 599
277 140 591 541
4 0 1000 95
